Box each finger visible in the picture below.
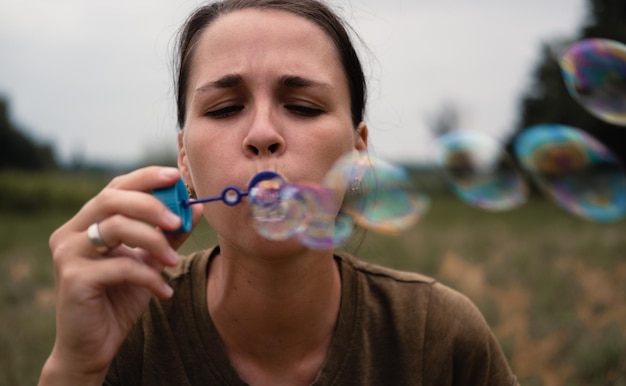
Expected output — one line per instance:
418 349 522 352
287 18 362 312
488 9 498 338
55 216 171 264
77 257 174 299
106 166 181 192
92 216 180 266
75 190 182 234
131 247 166 272
166 204 205 250
50 166 184 252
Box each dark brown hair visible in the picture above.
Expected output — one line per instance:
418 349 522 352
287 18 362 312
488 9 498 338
173 0 367 129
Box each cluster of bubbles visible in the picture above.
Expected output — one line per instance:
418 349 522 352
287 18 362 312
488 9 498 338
438 38 626 223
155 38 626 247
248 152 429 249
154 152 430 249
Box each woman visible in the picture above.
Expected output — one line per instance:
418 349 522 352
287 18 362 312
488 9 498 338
39 0 518 385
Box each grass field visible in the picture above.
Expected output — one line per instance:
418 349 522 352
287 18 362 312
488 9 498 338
1 172 625 385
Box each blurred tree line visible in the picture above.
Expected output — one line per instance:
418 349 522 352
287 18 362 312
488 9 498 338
0 96 57 171
511 0 626 162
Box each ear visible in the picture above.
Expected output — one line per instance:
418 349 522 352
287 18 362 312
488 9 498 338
177 130 193 189
354 122 368 151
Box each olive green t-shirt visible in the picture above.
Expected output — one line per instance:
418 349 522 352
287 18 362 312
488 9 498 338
105 247 518 385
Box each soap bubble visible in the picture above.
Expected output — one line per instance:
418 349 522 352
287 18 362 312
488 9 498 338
249 177 307 240
323 152 429 235
514 124 626 222
294 184 351 249
249 177 349 248
437 131 528 211
560 38 626 126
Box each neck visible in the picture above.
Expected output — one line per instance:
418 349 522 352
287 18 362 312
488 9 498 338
207 241 342 385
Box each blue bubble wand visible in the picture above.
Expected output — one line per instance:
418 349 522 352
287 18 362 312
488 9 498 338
153 171 282 233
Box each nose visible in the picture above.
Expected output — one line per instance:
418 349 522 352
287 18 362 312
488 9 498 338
242 106 285 157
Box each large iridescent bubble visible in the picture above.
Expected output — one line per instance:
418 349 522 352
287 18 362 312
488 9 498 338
560 38 626 126
514 124 626 222
323 151 429 235
437 131 528 211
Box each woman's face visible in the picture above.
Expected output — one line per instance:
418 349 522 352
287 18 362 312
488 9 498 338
178 8 367 256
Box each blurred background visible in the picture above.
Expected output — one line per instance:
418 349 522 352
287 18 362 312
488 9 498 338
1 0 625 385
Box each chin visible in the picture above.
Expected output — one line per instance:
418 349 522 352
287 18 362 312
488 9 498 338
218 228 313 261
210 205 327 261
249 233 311 260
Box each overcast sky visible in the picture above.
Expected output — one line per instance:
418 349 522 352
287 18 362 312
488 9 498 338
0 0 586 167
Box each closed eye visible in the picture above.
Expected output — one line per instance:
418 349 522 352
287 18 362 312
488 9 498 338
286 105 324 117
204 105 244 119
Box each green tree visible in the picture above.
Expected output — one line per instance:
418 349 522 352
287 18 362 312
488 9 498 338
0 96 57 170
512 0 626 162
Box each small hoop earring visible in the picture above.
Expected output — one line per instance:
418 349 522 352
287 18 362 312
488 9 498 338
185 184 196 199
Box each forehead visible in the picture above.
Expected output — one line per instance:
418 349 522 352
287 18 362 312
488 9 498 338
209 8 329 39
189 8 346 85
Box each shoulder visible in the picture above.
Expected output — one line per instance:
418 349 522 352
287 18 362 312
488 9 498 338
336 251 490 331
424 281 494 348
422 277 518 384
336 250 435 285
422 282 518 384
335 252 518 385
337 251 486 326
335 251 437 345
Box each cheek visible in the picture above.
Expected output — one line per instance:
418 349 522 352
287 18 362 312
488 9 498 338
184 129 236 193
203 201 247 232
316 126 357 160
296 129 356 182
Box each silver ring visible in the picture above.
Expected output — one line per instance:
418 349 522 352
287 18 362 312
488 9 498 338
87 222 111 254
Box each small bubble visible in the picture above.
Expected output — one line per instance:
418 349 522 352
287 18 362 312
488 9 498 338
323 152 428 235
514 124 626 222
437 131 528 211
560 38 626 126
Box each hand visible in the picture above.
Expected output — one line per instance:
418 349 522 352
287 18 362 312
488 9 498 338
39 167 203 385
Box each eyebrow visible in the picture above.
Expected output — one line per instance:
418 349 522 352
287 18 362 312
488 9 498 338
194 74 332 94
280 75 332 90
195 74 243 93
